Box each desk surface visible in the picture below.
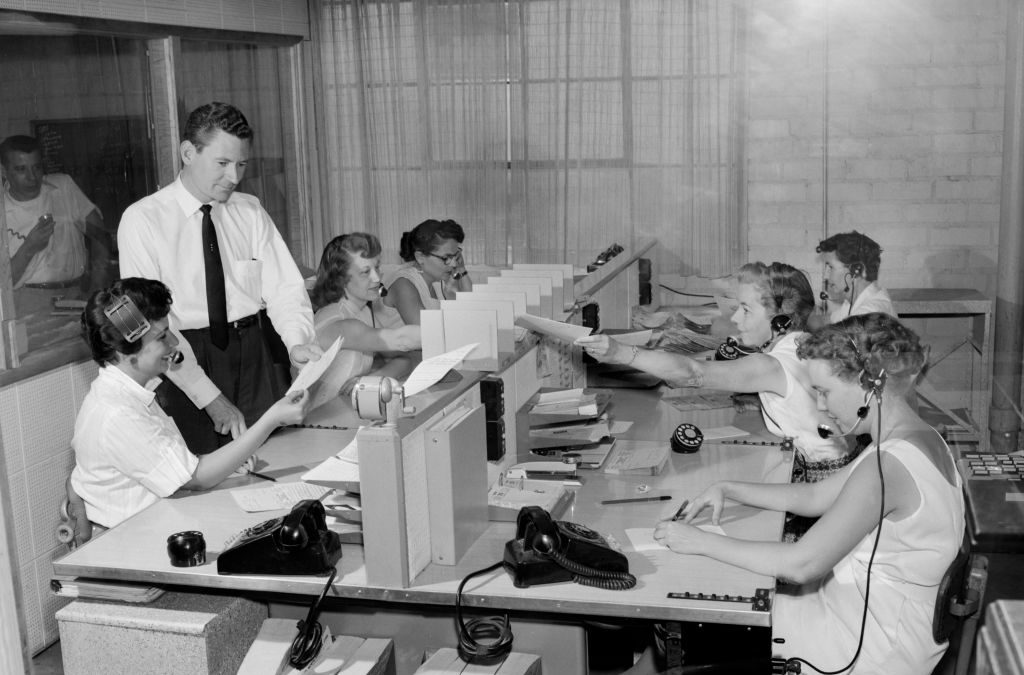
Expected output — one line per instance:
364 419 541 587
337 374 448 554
889 287 991 314
54 387 791 627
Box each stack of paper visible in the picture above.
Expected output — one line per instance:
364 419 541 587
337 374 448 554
487 480 574 521
529 416 611 450
50 577 165 603
527 388 611 425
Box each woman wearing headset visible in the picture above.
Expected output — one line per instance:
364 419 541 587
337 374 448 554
577 262 849 483
661 313 964 675
384 218 472 325
70 278 311 535
310 233 421 397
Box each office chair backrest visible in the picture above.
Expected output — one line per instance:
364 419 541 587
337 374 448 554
932 527 989 675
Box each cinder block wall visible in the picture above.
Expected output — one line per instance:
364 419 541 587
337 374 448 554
745 0 1006 415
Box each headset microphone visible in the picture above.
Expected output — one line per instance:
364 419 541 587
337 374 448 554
817 389 876 438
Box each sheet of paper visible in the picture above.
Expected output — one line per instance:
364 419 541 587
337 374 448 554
515 313 593 343
288 337 343 398
306 349 363 412
230 482 333 513
603 440 667 473
609 420 633 435
702 425 750 441
300 453 361 486
625 524 728 552
610 329 653 346
402 342 478 397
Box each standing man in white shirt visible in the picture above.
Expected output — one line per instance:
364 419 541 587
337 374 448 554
118 102 320 454
815 230 896 325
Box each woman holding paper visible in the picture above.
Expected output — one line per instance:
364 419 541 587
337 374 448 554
70 278 311 533
385 218 473 324
577 263 852 497
310 233 421 397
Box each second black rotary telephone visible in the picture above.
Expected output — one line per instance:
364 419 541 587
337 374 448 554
502 506 635 590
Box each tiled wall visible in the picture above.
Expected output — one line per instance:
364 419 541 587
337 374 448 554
745 0 1005 295
0 358 97 655
0 0 309 38
744 0 1007 416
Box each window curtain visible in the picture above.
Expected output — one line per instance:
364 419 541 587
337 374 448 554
312 0 745 276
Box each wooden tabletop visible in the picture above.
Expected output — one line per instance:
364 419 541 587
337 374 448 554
53 386 791 627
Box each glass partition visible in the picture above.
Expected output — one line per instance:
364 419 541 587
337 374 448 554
0 23 155 368
0 11 307 379
178 39 299 261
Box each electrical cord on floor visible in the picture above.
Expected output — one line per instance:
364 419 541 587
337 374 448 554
455 561 514 665
289 567 338 670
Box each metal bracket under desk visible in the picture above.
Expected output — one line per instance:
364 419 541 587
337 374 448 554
890 288 993 451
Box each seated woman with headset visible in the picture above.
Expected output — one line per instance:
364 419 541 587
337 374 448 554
577 262 850 483
310 233 421 397
70 278 311 538
384 218 472 325
661 312 965 675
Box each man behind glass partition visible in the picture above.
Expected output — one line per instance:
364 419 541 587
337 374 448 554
1 134 111 316
118 101 321 455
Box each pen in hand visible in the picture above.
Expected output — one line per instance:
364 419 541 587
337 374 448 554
671 499 690 521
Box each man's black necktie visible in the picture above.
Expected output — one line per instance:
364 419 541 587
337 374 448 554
201 204 229 349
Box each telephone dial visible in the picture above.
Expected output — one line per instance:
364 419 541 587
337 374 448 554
217 500 342 576
503 506 635 589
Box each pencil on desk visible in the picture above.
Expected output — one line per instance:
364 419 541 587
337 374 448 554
601 495 671 505
248 470 277 483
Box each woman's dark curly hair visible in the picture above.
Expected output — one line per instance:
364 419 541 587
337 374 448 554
398 219 464 262
310 233 382 312
81 278 173 366
735 261 816 332
796 312 925 395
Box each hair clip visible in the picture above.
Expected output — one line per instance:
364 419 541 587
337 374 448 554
104 295 151 343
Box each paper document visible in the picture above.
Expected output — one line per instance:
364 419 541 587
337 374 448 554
702 426 750 441
301 437 361 488
231 481 333 512
625 524 728 552
287 337 345 411
515 313 593 343
402 343 478 396
609 329 653 346
602 440 669 475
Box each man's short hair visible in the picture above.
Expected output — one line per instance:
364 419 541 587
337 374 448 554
816 231 882 282
0 135 41 167
182 102 254 150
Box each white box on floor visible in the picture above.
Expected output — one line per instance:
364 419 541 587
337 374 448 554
56 591 266 675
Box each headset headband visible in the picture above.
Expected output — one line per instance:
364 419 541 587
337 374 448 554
104 295 151 343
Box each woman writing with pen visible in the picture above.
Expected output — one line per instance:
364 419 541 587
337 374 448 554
68 278 312 542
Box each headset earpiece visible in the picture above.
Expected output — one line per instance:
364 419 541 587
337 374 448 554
770 314 792 336
858 368 887 395
849 262 864 278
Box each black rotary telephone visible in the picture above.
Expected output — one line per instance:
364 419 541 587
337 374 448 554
217 500 342 576
502 506 635 589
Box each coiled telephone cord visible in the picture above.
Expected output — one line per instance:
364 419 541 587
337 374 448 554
547 548 637 590
455 561 514 665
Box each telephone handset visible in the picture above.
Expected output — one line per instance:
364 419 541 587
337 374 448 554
217 499 342 576
502 506 636 590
